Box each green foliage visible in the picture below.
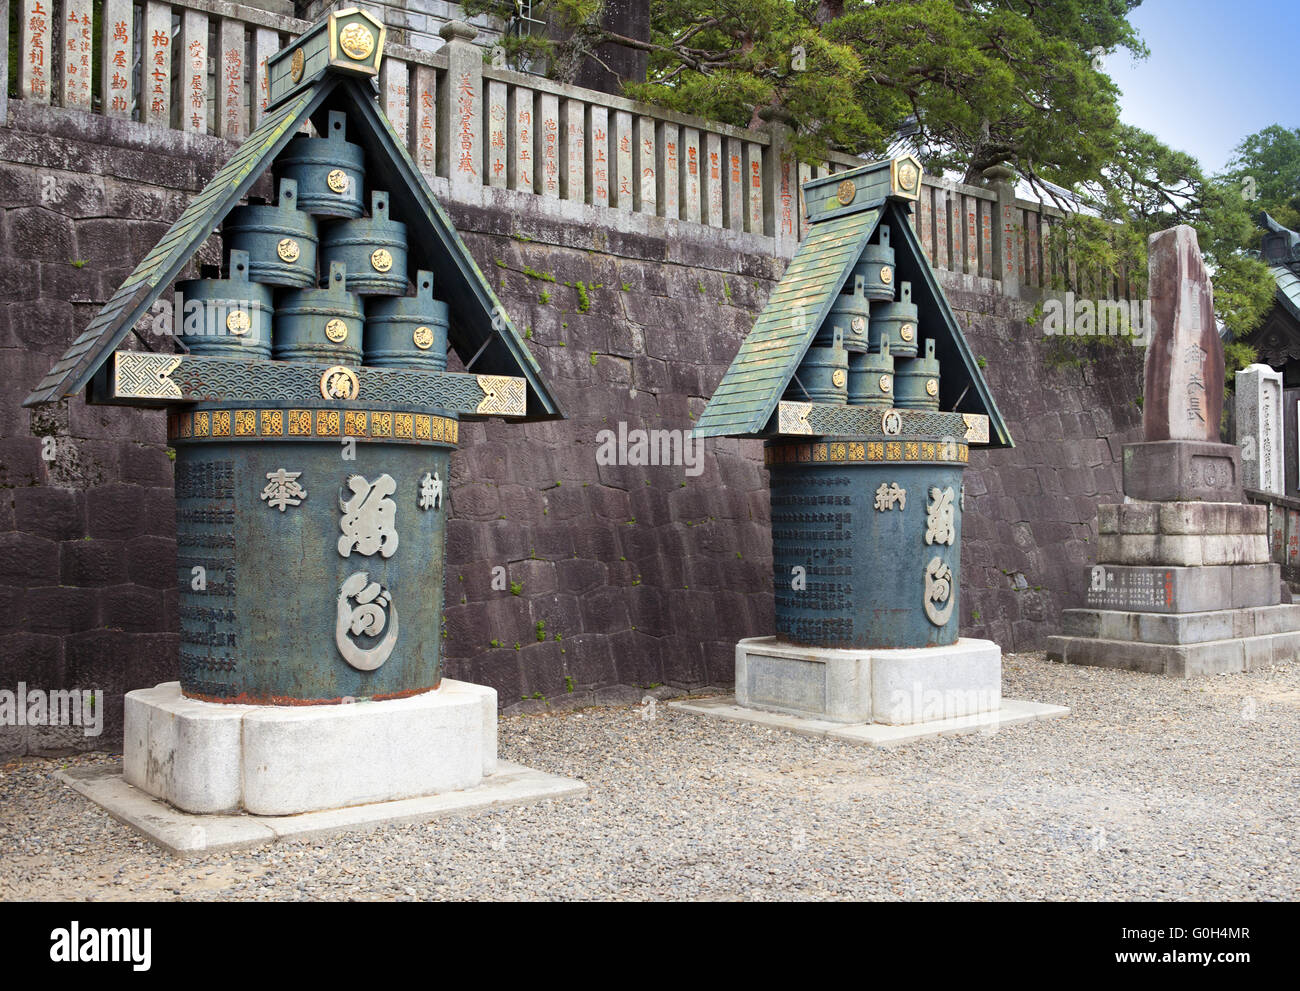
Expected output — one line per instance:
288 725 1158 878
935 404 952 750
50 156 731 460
566 280 593 312
539 289 552 305
1044 120 1284 370
1221 124 1300 232
523 266 557 282
1223 341 1260 387
589 351 599 366
475 1 1145 181
565 676 576 693
536 620 547 641
510 581 523 596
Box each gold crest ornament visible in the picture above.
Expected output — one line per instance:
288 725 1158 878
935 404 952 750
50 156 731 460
926 378 939 397
277 238 301 263
898 161 919 192
899 322 914 342
371 248 393 273
832 368 847 389
324 319 349 343
850 315 867 336
339 22 375 60
327 169 350 193
226 310 251 335
879 375 892 393
836 179 856 206
320 365 360 401
880 265 893 284
290 47 305 82
412 326 434 350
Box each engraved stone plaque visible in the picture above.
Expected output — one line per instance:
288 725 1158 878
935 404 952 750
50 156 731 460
1085 566 1175 612
746 653 827 713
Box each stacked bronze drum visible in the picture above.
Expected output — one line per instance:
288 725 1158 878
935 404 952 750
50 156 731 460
784 225 940 411
176 111 449 373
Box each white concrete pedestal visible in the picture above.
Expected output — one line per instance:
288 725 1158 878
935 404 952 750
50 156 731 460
125 679 498 816
736 636 1002 725
670 636 1068 746
66 679 585 856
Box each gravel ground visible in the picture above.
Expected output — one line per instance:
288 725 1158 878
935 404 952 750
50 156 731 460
2 652 1298 901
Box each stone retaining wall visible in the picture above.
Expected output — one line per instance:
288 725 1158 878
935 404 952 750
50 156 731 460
0 106 1143 752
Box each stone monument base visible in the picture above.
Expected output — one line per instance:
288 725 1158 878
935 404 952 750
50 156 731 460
734 636 1002 725
1049 498 1300 677
1048 603 1300 676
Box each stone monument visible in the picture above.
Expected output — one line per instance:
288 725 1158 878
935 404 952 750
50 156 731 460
1236 363 1284 495
673 158 1066 742
1048 226 1300 675
24 11 582 848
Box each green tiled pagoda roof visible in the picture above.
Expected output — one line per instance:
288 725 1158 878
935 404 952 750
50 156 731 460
25 76 560 421
693 206 883 438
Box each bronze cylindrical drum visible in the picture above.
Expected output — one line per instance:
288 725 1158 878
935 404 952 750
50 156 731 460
893 338 941 410
870 280 919 358
848 337 894 407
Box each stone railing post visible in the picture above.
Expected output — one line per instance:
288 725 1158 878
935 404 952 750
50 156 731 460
983 164 1019 297
439 20 482 197
759 106 797 256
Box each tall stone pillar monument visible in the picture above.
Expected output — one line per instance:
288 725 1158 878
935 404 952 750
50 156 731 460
1049 226 1300 675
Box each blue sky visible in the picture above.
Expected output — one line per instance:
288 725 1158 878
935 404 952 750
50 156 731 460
1103 0 1299 175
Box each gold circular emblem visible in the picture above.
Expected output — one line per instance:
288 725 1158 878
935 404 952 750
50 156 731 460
327 169 350 194
371 248 394 273
880 265 893 284
926 378 939 397
226 310 251 335
898 161 919 191
836 179 856 206
900 322 914 342
324 318 349 343
831 368 847 389
850 315 867 336
879 375 892 394
320 365 359 401
412 326 434 351
339 23 376 61
290 47 305 83
277 238 300 263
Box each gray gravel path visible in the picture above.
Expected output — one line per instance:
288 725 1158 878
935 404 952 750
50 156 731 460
2 652 1298 901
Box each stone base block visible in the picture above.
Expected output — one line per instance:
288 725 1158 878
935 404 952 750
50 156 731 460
1096 532 1270 567
1047 629 1300 677
1062 603 1300 644
1084 563 1280 612
669 696 1068 748
1123 440 1242 503
1098 501 1266 537
60 760 586 857
124 680 497 816
735 636 1000 726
